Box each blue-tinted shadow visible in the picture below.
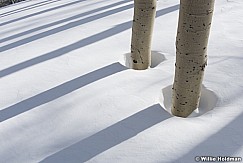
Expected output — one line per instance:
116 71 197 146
0 4 179 78
171 111 243 163
0 62 127 122
0 0 87 26
0 3 133 52
0 0 61 17
41 104 171 163
0 21 132 78
0 0 130 43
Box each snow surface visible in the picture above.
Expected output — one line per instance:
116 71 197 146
0 0 243 162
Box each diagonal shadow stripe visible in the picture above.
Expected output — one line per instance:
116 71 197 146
40 104 172 163
156 4 179 17
0 21 132 78
0 0 62 17
0 0 130 43
0 3 134 52
0 4 179 78
0 62 127 122
0 0 87 26
171 111 243 162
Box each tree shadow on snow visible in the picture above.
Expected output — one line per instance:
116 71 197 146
40 104 172 163
0 1 133 51
0 21 132 78
0 62 127 122
0 0 61 17
0 0 87 26
0 0 131 44
172 111 243 163
0 4 179 78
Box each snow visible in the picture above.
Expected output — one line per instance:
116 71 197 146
0 0 243 162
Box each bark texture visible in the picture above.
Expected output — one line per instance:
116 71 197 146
172 0 215 117
131 0 156 70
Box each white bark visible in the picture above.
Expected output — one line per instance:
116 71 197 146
172 0 215 117
131 0 157 70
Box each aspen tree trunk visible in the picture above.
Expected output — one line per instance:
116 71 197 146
131 0 156 70
171 0 215 117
